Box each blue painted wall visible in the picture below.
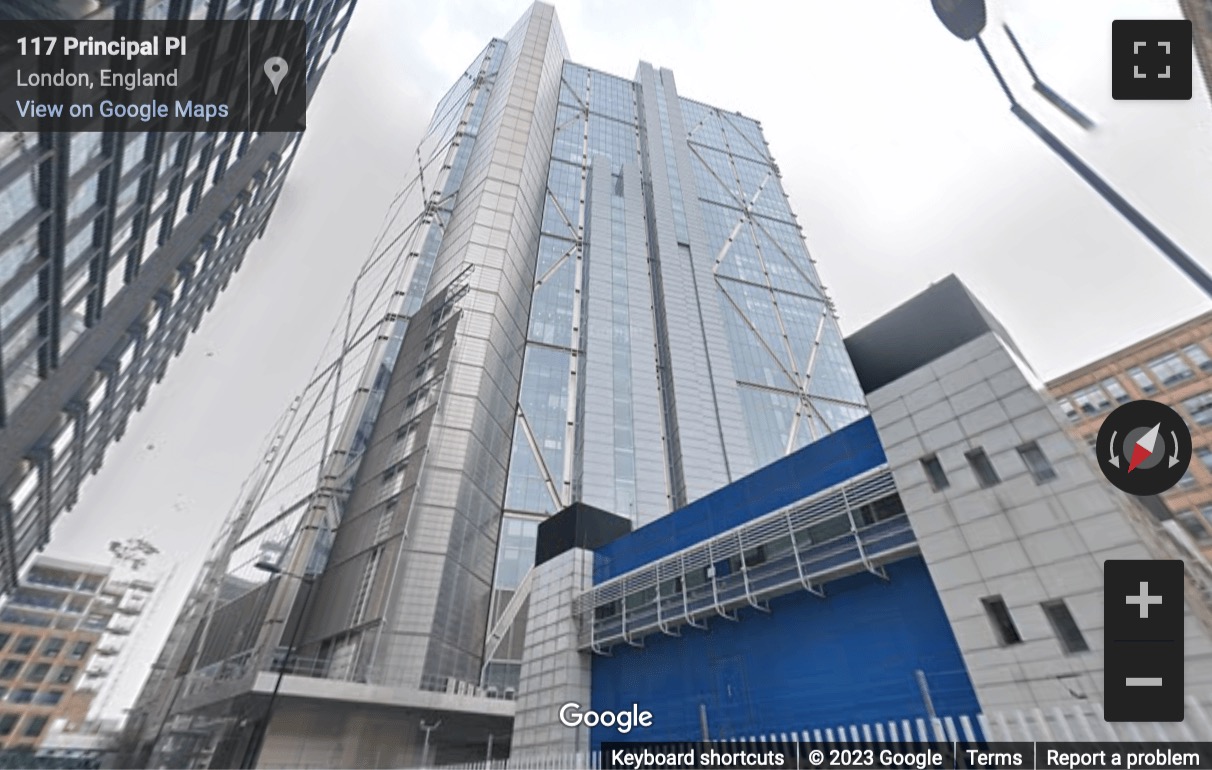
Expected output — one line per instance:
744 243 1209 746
589 557 980 745
594 416 888 582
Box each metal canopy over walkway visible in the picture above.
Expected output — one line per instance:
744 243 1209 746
573 468 917 653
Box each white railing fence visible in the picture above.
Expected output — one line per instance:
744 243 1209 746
431 695 1212 770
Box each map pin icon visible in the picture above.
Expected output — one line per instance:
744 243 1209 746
263 56 288 95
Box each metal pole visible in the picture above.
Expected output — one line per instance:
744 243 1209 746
915 669 937 720
244 575 315 769
419 719 441 767
1008 102 1212 298
971 35 1212 300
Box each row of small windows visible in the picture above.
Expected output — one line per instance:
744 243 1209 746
0 634 89 661
0 712 48 740
1057 343 1212 421
920 441 1057 492
0 657 78 685
982 595 1089 655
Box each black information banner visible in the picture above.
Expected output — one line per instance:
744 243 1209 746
600 742 1212 770
0 20 306 132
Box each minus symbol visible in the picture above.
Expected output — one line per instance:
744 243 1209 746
1125 677 1163 687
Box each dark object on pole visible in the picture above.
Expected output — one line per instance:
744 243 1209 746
935 6 1212 300
1002 24 1097 130
932 0 986 40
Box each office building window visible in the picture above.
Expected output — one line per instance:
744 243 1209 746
12 636 35 655
1183 344 1212 372
22 715 47 738
0 714 16 736
966 448 1001 488
1147 352 1193 387
0 661 20 680
1179 469 1197 488
1184 392 1212 426
0 634 8 652
1017 442 1057 483
1100 378 1130 404
32 690 62 706
920 455 949 492
68 641 90 660
23 663 49 683
54 666 77 685
1128 367 1157 395
9 688 34 704
40 637 64 658
982 596 1022 646
1176 510 1212 543
1056 398 1078 422
1042 599 1089 654
1070 384 1110 415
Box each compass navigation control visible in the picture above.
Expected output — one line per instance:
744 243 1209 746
1096 400 1192 496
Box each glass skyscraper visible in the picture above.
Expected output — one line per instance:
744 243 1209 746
0 0 356 594
133 3 868 766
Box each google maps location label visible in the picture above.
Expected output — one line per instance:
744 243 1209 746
263 56 288 94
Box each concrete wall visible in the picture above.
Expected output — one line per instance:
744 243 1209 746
511 548 594 756
256 701 418 769
867 330 1212 712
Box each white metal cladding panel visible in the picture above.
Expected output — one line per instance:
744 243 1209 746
573 468 914 650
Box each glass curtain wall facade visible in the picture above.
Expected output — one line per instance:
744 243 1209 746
134 3 867 763
0 0 355 594
488 61 867 689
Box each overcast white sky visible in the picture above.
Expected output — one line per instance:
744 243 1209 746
43 0 1212 718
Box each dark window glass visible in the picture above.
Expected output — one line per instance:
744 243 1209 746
1056 398 1078 422
13 636 36 655
23 663 49 683
1101 378 1130 404
741 545 766 569
32 690 61 706
921 455 949 492
1184 344 1212 372
1176 511 1212 543
0 661 20 680
1042 600 1089 653
1128 367 1156 395
594 600 619 620
54 665 77 685
1185 392 1212 427
966 448 1001 488
9 688 34 704
40 637 64 657
982 595 1022 646
0 634 8 652
1070 385 1110 415
1017 442 1057 484
22 715 47 737
0 714 17 736
68 641 90 660
1148 352 1193 387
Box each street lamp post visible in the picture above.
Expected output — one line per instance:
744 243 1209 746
419 719 442 767
241 560 316 769
931 0 1212 299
